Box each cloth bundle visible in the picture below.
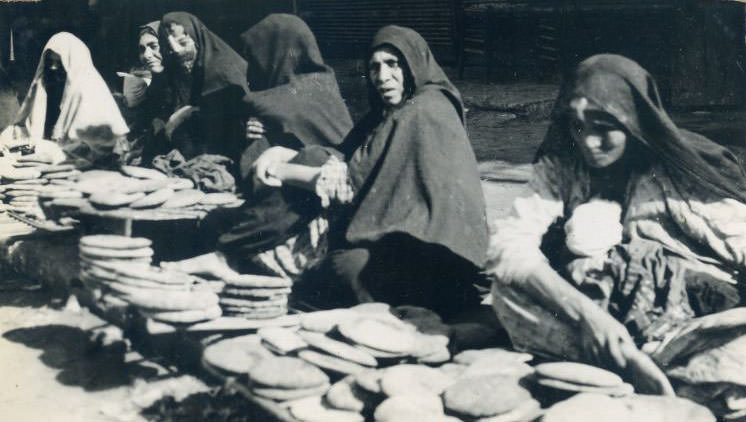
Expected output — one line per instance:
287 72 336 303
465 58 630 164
152 149 235 193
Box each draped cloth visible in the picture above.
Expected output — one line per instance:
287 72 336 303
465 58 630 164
334 25 488 268
6 32 128 165
155 12 249 163
237 13 353 175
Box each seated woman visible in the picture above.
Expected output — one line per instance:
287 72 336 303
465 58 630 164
251 26 489 318
0 32 129 168
161 14 353 280
487 54 746 394
143 12 249 167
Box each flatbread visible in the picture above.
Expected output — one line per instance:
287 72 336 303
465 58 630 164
298 349 369 376
453 348 534 365
536 378 634 397
338 318 416 354
167 177 194 190
224 274 292 288
443 375 533 418
2 168 42 180
374 395 445 421
475 398 542 422
199 192 238 206
534 362 624 388
219 296 289 308
222 287 291 298
249 356 329 390
161 189 204 208
121 288 219 311
79 245 153 259
80 235 152 250
258 327 307 355
130 188 174 208
299 330 378 367
301 309 360 333
354 369 384 394
251 383 330 402
379 364 454 397
120 165 168 180
221 306 288 319
44 170 80 179
38 190 83 199
89 191 145 208
39 164 76 174
289 396 365 422
202 334 272 375
325 376 373 412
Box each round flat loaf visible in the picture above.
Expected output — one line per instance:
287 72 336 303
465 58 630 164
474 398 541 422
167 177 194 190
118 178 171 195
161 189 204 208
249 356 329 390
143 305 222 324
325 376 372 412
45 170 80 179
374 395 445 422
121 288 219 311
338 318 416 355
251 383 330 402
289 396 365 422
298 349 368 376
2 168 42 180
299 330 377 367
354 343 408 359
379 364 454 397
534 362 624 388
202 334 272 375
39 164 76 174
222 306 287 320
120 165 168 180
224 274 292 288
542 393 632 422
219 296 288 308
78 255 151 269
443 375 533 418
49 179 76 186
16 155 53 164
536 378 634 397
110 264 189 285
89 191 145 208
301 309 359 333
460 360 534 380
200 192 238 206
130 188 174 209
38 190 83 199
11 178 47 185
79 245 153 259
80 235 152 250
5 190 39 197
258 327 308 355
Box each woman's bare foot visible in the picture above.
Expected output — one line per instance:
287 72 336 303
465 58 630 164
160 252 240 280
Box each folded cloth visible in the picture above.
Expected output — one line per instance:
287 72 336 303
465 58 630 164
152 149 235 193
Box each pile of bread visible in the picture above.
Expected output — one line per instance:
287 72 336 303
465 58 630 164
47 165 239 214
79 234 222 324
201 302 718 422
218 274 292 319
0 156 82 218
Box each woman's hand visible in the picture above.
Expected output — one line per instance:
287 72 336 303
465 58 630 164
579 304 636 368
245 117 266 141
252 146 298 188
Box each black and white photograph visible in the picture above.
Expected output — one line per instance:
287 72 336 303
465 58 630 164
0 0 745 421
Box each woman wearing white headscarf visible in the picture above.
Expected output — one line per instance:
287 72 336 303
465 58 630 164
1 32 129 168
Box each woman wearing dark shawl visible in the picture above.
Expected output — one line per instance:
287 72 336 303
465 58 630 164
252 26 489 317
487 54 746 398
161 15 352 281
145 12 248 166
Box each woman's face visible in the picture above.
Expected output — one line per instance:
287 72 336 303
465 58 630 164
138 32 163 73
165 23 197 73
570 98 628 168
369 46 405 107
43 50 66 87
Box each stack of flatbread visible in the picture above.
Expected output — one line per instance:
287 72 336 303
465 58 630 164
219 274 292 319
0 159 81 218
78 234 221 324
532 362 634 397
247 356 330 402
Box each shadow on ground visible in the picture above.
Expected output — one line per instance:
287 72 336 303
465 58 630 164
3 324 158 391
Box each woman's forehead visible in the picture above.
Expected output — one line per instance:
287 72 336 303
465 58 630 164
369 45 400 62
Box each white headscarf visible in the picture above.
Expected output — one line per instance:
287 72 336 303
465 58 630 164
14 32 128 144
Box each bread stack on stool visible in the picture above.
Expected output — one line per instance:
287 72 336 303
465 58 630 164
219 274 292 319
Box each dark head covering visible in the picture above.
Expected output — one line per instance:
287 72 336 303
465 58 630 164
159 12 248 98
537 54 746 203
337 25 488 267
138 21 159 39
239 14 352 152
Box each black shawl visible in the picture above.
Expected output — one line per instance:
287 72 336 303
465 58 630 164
536 54 746 203
335 25 488 267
